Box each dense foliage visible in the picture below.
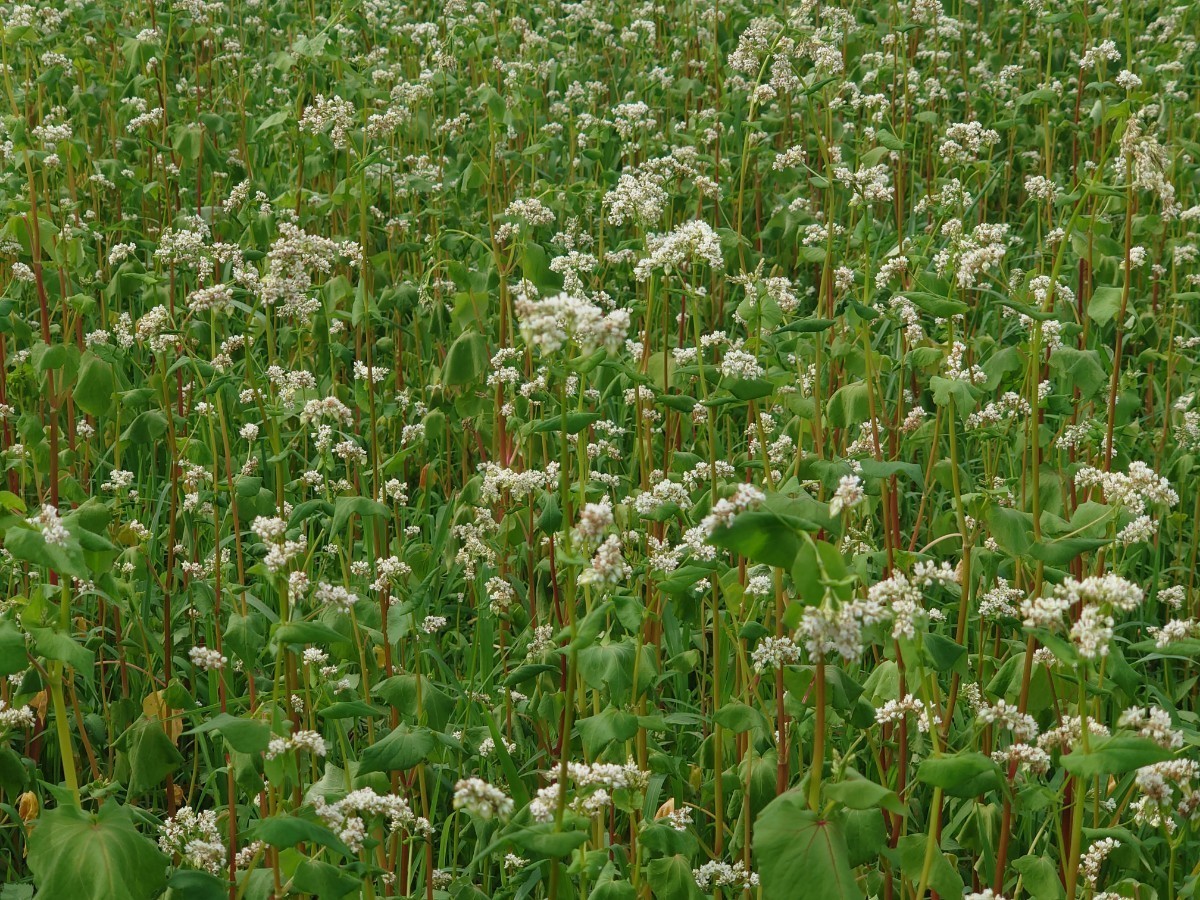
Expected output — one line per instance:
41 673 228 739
1 0 1199 898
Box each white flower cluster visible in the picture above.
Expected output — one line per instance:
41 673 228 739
315 788 428 852
1076 462 1179 515
29 505 69 547
158 807 226 875
188 646 227 671
692 860 759 892
0 700 35 731
514 290 629 355
529 759 650 823
452 778 514 820
266 729 327 759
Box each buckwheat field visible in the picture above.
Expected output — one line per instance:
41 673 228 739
4 0 1200 898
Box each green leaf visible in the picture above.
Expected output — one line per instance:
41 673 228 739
984 506 1034 558
255 110 290 135
0 620 28 676
578 639 641 700
190 713 272 754
72 353 116 417
510 824 588 857
577 707 638 753
590 880 637 900
274 619 347 647
167 870 228 900
172 124 203 161
929 375 977 416
1027 536 1109 565
291 860 359 899
27 803 168 900
916 752 1003 797
1060 736 1173 777
901 291 969 318
707 510 803 569
778 317 836 334
5 526 89 580
842 808 888 867
0 747 28 793
28 626 93 672
724 377 775 401
753 791 858 900
1086 286 1123 326
357 724 436 773
530 411 603 435
1013 854 1065 900
826 383 870 428
504 663 558 687
923 633 968 674
1049 347 1107 398
120 410 168 446
646 855 704 900
317 700 388 720
251 815 352 855
521 242 563 293
713 701 767 734
858 458 924 484
115 716 184 795
896 833 963 899
824 770 904 815
331 495 390 534
443 331 488 386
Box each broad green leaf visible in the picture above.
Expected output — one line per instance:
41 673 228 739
984 506 1033 558
896 833 963 899
331 496 390 534
929 375 977 416
0 620 28 676
5 526 89 580
825 770 904 815
443 331 488 386
317 700 388 720
1049 347 1107 398
843 807 888 867
1060 736 1173 777
27 803 168 900
753 791 858 900
590 880 637 900
190 713 272 754
707 510 803 568
901 290 969 318
251 815 352 855
511 824 588 857
28 626 93 671
72 352 115 417
646 855 704 900
713 701 767 734
577 707 638 753
916 752 1003 797
115 716 184 794
826 382 870 428
357 723 436 773
292 860 359 899
1013 854 1065 900
167 870 227 900
1087 286 1123 326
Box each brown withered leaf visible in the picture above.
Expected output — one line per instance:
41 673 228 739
18 791 39 823
142 691 183 745
30 691 48 725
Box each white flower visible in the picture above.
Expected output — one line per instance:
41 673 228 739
452 778 513 820
829 475 864 516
